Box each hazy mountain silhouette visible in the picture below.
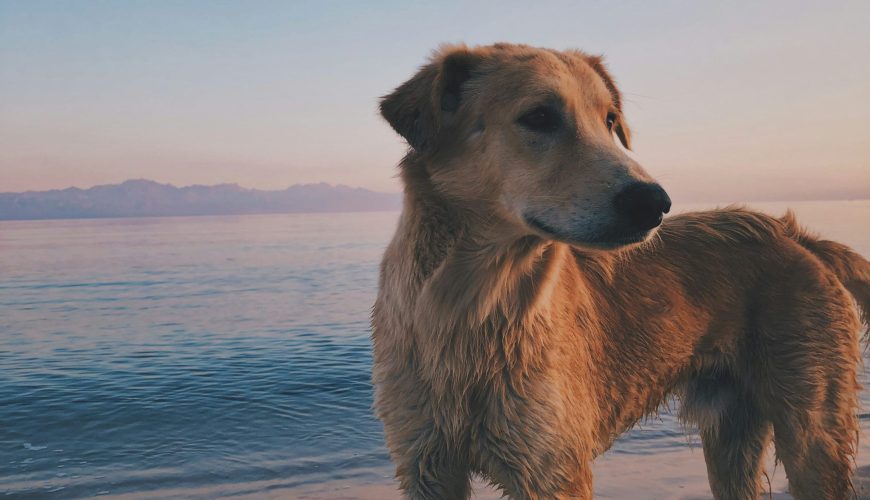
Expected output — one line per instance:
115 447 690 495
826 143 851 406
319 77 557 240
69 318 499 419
0 179 401 220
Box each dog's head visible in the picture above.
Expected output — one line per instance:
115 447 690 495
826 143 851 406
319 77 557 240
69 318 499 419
381 43 670 250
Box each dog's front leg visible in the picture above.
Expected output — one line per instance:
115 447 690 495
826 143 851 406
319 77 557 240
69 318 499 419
482 455 593 500
391 430 471 500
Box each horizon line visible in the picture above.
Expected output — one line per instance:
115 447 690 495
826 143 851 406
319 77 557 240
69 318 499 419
2 177 869 208
0 178 402 196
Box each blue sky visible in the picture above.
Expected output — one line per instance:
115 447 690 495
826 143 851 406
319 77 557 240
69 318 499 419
1 0 869 201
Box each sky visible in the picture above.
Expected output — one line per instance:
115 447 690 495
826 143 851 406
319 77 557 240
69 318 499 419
1 0 869 202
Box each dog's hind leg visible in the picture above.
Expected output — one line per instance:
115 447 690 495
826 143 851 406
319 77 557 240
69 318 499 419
766 353 859 500
757 274 861 500
770 407 857 500
683 370 772 499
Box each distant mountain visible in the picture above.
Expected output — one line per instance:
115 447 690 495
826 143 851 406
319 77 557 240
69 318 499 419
0 179 402 221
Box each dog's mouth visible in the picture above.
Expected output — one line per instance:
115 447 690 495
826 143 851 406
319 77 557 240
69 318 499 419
587 229 652 249
525 216 565 238
525 215 652 249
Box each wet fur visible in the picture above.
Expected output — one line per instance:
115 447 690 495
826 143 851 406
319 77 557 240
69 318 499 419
371 44 870 499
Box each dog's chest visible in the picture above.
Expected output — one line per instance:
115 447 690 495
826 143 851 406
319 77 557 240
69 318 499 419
417 316 558 419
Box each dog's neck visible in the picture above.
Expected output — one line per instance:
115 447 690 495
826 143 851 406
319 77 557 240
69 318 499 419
399 155 554 286
395 160 578 383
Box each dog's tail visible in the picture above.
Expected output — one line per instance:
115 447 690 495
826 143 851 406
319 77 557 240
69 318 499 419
781 210 870 336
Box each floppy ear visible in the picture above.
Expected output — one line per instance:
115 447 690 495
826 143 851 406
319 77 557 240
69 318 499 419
380 47 481 151
586 55 632 150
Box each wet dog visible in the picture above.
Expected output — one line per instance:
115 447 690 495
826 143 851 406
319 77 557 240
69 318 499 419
371 43 870 499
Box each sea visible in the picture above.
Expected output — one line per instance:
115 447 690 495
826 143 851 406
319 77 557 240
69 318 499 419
2 200 869 499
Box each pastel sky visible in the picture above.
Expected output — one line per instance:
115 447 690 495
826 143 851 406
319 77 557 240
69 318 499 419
1 0 869 201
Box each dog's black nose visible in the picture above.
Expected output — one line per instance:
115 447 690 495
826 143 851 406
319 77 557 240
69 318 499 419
614 182 672 231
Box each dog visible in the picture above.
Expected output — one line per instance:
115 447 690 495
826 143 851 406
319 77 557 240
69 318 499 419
370 43 870 499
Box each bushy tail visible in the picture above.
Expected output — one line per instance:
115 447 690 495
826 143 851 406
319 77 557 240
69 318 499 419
782 211 870 336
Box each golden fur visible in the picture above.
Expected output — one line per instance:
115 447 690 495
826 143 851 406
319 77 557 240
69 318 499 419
371 43 870 499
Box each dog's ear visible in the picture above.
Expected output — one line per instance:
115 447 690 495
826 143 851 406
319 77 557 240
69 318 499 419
586 55 632 150
380 46 481 151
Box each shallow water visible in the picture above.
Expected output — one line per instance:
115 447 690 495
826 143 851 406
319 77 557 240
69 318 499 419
1 201 869 498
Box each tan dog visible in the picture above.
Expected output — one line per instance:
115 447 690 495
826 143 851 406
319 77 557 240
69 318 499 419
371 43 870 499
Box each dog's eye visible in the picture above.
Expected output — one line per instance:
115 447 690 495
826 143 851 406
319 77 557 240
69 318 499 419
518 106 562 133
606 112 617 131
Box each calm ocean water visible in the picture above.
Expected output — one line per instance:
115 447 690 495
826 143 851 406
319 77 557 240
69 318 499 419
2 201 869 498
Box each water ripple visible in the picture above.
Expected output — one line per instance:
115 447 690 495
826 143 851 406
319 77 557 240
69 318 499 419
1 207 868 497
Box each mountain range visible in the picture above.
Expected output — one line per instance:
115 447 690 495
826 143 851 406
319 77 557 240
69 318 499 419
0 179 402 221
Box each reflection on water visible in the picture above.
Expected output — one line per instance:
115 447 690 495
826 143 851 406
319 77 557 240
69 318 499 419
1 201 868 498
